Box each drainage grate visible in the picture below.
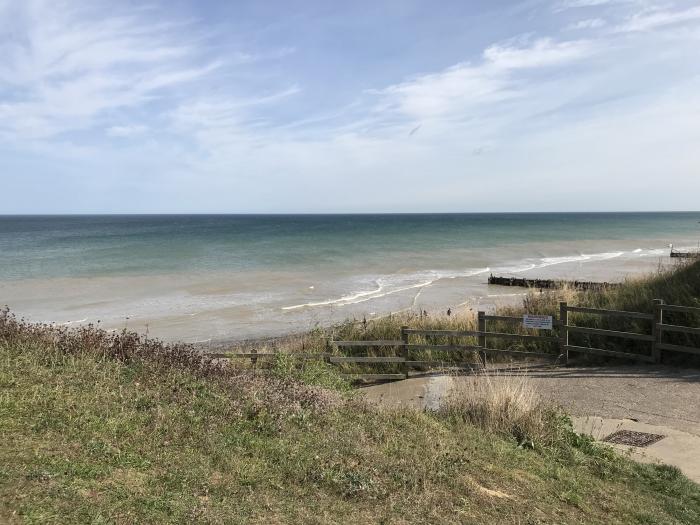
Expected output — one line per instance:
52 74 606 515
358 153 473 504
603 430 665 447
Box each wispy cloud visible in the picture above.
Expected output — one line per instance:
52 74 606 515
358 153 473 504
484 37 594 68
554 0 612 12
106 125 148 138
615 6 700 32
1 0 699 212
566 18 607 30
167 86 301 152
0 1 218 140
369 38 595 121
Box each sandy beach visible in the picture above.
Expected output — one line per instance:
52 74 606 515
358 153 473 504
0 246 681 343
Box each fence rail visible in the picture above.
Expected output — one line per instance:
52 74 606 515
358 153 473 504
329 356 405 364
334 340 403 347
565 305 654 320
326 311 563 380
561 299 700 363
212 298 699 381
563 344 655 362
565 325 655 342
661 304 700 314
658 323 700 336
403 329 478 337
209 351 330 362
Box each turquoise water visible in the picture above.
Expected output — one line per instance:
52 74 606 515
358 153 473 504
1 213 699 280
1 213 698 341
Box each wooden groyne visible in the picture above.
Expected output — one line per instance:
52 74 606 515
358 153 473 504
670 250 700 259
487 274 619 290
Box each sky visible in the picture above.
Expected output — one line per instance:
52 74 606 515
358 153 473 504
1 0 699 213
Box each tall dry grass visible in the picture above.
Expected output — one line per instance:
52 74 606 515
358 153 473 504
439 368 565 448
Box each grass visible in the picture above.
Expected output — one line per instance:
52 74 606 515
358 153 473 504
439 369 565 450
2 309 700 523
496 259 700 364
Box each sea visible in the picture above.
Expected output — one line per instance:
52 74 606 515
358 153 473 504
1 213 698 342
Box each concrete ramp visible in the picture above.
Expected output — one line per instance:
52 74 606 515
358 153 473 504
361 364 700 483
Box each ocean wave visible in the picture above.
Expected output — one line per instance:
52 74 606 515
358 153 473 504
58 318 88 325
540 251 624 267
638 248 666 257
495 263 537 274
281 280 385 310
280 245 673 311
493 250 640 275
281 280 432 310
282 267 491 310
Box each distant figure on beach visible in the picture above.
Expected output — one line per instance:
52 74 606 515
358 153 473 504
447 308 451 316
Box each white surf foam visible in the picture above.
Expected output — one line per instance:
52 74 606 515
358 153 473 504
281 280 385 310
539 251 624 267
637 248 666 257
282 267 491 310
494 250 630 275
280 245 673 312
59 318 88 325
493 263 537 274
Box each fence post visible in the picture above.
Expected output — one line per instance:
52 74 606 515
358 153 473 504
559 302 568 363
401 326 409 379
477 311 487 368
324 339 332 364
652 299 664 363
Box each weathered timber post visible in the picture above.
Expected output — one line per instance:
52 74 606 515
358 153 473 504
324 339 332 364
652 299 664 363
559 302 568 363
477 311 487 368
401 326 409 379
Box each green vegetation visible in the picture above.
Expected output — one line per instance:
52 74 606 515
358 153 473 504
2 306 700 524
497 259 700 364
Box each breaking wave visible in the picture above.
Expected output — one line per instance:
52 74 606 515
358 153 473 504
282 267 491 310
281 245 672 311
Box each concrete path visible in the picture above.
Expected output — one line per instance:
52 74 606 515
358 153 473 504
572 416 700 482
361 364 700 482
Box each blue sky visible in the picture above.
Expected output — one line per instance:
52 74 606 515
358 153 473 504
1 0 699 213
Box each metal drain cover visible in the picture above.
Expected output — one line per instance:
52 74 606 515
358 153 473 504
603 430 665 447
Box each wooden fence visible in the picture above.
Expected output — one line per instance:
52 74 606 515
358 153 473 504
330 312 562 381
560 300 700 363
654 302 700 356
212 299 699 382
208 349 330 365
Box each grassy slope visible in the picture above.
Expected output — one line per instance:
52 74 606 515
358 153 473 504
2 336 700 524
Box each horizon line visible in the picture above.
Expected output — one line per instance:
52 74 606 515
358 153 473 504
1 210 700 217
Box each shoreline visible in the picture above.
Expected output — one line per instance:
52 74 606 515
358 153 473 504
0 244 689 344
